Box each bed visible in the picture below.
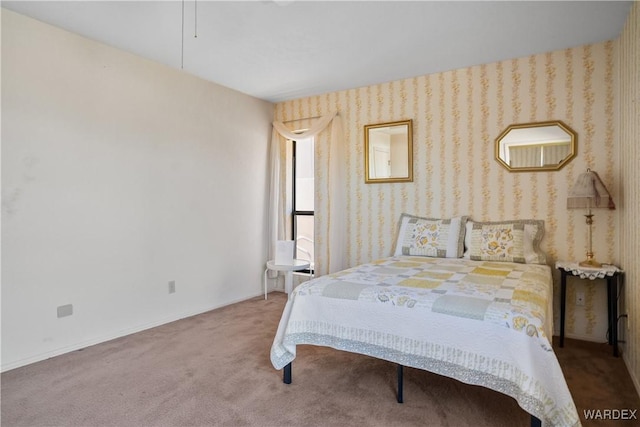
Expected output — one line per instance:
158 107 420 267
270 215 580 427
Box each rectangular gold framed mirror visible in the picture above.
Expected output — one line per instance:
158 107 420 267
364 119 413 184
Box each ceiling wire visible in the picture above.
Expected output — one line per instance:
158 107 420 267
181 0 197 69
181 0 184 69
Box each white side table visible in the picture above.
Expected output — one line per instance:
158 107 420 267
264 259 311 299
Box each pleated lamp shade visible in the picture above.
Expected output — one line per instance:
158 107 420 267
567 168 615 268
567 169 616 210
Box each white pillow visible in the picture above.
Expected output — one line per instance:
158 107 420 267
463 219 546 264
393 213 468 258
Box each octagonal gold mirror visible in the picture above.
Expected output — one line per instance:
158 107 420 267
495 120 577 172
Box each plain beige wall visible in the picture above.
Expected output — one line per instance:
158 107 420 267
1 9 273 370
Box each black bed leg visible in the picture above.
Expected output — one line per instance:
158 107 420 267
530 415 541 427
397 364 404 403
283 363 292 384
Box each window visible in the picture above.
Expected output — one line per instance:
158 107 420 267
292 137 314 273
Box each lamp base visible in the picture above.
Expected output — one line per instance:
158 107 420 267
579 258 602 268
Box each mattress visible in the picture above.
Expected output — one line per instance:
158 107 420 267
271 256 580 426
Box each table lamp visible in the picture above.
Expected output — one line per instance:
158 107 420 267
567 168 615 268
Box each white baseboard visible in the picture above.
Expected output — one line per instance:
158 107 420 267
623 353 640 398
561 332 608 343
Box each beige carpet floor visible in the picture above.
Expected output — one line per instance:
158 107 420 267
2 292 638 426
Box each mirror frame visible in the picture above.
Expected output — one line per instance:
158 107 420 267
495 120 577 172
364 119 413 184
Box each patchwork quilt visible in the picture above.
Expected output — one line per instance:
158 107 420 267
271 256 580 427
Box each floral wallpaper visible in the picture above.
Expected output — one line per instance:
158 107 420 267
274 41 617 342
618 1 640 392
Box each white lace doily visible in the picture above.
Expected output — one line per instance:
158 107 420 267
555 261 622 280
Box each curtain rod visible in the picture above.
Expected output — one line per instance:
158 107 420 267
282 115 323 124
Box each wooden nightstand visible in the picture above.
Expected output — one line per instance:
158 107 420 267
556 261 623 356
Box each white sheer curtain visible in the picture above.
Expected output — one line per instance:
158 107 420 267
267 112 345 277
509 145 541 168
543 144 570 166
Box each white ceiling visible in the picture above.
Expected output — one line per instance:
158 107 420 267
2 1 633 103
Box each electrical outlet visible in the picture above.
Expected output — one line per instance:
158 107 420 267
621 314 630 331
57 304 73 318
576 291 585 306
168 280 176 294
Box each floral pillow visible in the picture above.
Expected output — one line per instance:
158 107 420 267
464 219 546 264
394 213 468 258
